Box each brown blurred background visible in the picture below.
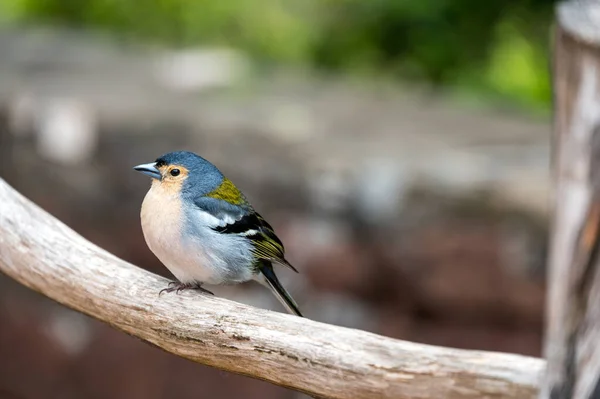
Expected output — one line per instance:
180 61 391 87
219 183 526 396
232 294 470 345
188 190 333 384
0 2 554 398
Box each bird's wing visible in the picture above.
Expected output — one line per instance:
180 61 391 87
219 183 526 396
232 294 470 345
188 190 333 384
192 196 247 228
194 197 297 272
217 211 298 273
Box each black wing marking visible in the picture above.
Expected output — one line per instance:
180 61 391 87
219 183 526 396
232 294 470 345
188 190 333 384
212 211 298 273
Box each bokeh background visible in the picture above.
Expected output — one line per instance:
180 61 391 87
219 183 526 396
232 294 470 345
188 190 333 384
0 1 554 398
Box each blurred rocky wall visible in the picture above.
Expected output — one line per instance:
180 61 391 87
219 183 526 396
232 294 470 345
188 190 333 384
0 28 550 399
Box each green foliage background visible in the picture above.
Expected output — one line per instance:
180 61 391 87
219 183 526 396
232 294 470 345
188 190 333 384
0 0 556 111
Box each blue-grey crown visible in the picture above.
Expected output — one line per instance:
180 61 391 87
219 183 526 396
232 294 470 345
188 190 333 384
156 151 224 197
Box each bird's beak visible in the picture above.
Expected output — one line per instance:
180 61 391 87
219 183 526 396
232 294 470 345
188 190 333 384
133 162 162 180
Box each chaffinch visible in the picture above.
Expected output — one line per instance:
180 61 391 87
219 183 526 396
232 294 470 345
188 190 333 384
133 151 302 316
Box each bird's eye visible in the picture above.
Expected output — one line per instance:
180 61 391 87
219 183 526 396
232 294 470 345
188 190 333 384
170 169 180 177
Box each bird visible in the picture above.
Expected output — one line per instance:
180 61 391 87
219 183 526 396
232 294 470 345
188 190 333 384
133 150 303 317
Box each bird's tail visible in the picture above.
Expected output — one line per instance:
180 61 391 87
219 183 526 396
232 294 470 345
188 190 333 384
258 262 303 317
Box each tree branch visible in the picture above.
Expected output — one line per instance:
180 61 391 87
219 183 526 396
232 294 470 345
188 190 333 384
0 178 544 399
540 2 600 398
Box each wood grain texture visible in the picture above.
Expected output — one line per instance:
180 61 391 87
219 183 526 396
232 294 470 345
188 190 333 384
0 178 544 399
541 2 600 398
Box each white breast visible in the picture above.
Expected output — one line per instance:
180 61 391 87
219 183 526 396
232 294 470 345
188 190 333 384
140 184 213 283
140 183 255 285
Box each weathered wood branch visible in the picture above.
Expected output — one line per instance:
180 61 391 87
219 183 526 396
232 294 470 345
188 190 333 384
0 177 544 399
540 2 600 398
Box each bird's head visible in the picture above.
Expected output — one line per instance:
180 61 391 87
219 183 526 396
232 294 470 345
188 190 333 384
133 151 225 197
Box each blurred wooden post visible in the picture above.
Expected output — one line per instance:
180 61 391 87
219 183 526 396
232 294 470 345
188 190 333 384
542 1 600 398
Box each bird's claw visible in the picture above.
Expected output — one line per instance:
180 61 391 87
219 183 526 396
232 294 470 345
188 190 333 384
159 281 214 296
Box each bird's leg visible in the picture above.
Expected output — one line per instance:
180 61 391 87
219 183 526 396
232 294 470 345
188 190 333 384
159 281 214 296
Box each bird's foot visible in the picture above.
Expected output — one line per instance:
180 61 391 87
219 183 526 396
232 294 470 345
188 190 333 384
159 281 214 296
